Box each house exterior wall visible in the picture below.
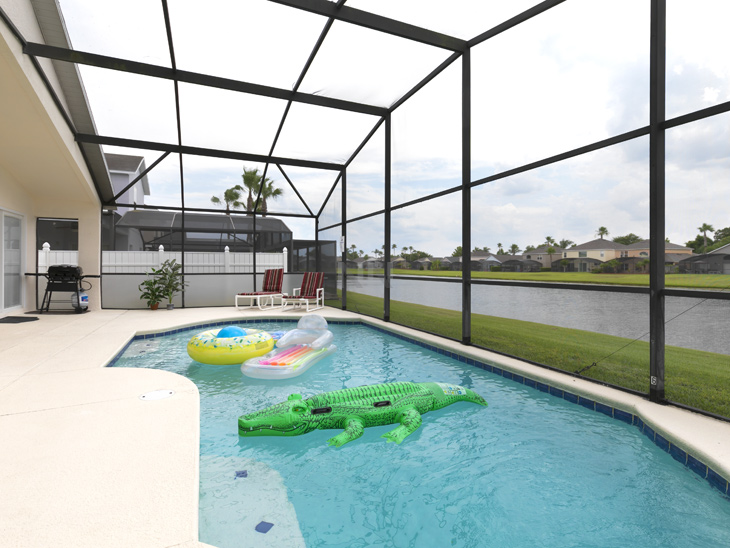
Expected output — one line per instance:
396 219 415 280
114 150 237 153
0 7 102 313
627 246 692 257
564 248 622 261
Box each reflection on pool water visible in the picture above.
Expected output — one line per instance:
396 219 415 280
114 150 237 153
114 321 730 548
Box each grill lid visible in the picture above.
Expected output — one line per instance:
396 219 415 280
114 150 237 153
47 264 83 280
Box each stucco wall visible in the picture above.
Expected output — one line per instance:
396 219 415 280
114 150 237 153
1 3 101 312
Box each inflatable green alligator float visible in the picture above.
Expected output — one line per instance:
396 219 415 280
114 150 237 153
238 381 488 447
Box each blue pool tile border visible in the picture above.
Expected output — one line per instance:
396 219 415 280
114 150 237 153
108 318 730 499
362 323 730 499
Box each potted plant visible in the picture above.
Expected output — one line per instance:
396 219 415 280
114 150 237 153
138 275 165 310
158 259 186 310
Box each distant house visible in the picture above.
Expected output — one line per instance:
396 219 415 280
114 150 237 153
391 257 408 269
678 253 730 274
106 153 150 214
551 257 603 273
563 238 627 262
624 239 693 257
523 246 565 269
344 257 365 269
663 253 694 272
471 253 501 271
413 257 432 270
444 256 463 271
362 258 384 269
438 257 455 270
500 259 542 272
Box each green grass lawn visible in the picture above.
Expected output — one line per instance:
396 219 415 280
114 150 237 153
329 291 730 418
347 269 730 290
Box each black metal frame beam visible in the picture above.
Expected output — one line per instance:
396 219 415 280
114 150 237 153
384 113 392 322
269 0 467 52
160 0 188 305
316 172 343 219
471 127 650 188
461 49 471 345
277 165 315 217
112 151 171 202
390 52 462 112
341 168 347 311
468 0 567 47
75 133 342 172
22 42 387 118
106 202 314 219
649 0 666 403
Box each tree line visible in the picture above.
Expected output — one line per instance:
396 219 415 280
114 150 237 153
209 174 728 259
347 223 730 264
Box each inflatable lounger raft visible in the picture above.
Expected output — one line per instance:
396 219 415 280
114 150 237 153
241 315 335 379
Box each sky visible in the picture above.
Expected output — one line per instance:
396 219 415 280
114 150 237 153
56 0 730 257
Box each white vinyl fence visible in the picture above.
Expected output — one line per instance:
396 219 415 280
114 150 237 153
37 243 78 273
38 244 287 274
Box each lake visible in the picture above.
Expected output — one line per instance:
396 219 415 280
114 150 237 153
344 276 730 355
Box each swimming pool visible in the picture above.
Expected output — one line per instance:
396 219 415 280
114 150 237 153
113 320 730 548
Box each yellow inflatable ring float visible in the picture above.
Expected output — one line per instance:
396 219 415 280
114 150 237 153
187 325 274 365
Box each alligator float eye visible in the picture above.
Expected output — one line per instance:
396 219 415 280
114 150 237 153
292 405 307 413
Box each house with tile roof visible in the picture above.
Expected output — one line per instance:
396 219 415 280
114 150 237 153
563 238 628 262
523 245 565 269
558 238 697 273
624 239 693 257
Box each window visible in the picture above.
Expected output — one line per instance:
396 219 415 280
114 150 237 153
579 251 587 258
2 210 24 311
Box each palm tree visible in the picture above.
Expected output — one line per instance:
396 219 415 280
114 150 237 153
596 226 609 239
257 178 283 215
497 243 504 254
509 244 521 256
240 166 283 215
347 244 358 260
698 223 714 249
545 236 556 247
210 185 245 214
559 239 574 249
241 167 261 212
546 246 556 271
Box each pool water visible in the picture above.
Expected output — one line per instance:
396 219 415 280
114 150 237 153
115 321 730 548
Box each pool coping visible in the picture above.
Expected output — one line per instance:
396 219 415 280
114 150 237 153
1 306 728 548
118 314 730 500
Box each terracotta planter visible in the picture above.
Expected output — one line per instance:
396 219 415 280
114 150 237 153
150 303 159 310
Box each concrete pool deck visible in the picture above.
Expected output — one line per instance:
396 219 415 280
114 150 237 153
1 306 729 547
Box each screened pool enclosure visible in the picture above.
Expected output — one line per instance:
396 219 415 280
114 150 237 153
8 0 730 419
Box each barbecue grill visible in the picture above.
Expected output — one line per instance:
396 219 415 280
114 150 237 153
41 265 89 313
